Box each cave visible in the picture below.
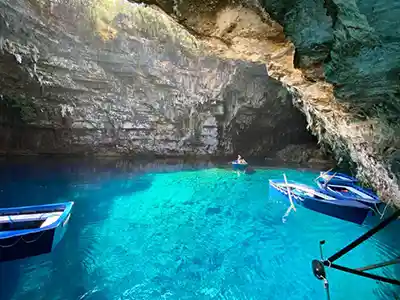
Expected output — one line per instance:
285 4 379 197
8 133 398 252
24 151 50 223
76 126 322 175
0 0 399 204
0 0 323 164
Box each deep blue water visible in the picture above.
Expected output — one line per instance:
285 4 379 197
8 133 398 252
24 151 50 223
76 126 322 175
0 159 399 300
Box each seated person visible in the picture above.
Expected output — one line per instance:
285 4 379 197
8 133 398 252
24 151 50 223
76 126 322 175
236 154 247 165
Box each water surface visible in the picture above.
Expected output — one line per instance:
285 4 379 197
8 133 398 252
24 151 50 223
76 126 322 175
0 159 398 300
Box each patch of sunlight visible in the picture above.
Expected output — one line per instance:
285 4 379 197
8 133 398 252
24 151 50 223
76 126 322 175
88 0 202 51
88 0 129 41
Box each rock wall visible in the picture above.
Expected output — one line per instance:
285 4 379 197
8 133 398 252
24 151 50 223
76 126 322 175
133 0 400 205
265 0 400 111
2 0 398 205
263 0 400 205
0 0 318 159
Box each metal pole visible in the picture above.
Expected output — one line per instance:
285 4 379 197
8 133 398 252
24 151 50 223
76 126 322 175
319 240 326 260
327 263 400 286
355 257 400 272
327 209 400 263
323 278 331 300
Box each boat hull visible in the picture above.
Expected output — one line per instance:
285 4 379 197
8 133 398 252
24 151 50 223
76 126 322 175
0 202 73 262
301 197 371 225
316 181 381 209
269 180 371 225
319 172 358 185
0 227 56 262
52 212 71 251
232 162 248 171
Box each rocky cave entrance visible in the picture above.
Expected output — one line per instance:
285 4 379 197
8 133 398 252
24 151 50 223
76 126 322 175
219 77 327 163
0 0 332 165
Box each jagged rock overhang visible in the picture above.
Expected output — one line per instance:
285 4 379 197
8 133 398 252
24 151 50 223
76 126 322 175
130 0 400 206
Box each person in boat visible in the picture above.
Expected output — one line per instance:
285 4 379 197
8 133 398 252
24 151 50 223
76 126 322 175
236 154 247 165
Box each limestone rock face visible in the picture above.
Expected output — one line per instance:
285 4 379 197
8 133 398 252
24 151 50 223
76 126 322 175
261 0 400 204
140 0 400 115
0 0 316 157
135 0 400 205
262 0 400 116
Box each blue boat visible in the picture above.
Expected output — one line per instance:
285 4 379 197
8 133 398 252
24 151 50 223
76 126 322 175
231 161 248 171
316 180 381 209
317 171 358 185
269 180 372 225
0 202 73 262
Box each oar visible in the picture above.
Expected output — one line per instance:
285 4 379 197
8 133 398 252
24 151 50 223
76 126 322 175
325 172 337 185
316 171 337 190
283 173 296 212
314 168 333 183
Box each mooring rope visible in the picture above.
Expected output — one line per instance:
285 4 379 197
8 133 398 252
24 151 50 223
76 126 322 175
0 213 58 248
0 230 46 248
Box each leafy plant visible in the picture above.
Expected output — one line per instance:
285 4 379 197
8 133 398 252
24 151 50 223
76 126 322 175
6 95 37 123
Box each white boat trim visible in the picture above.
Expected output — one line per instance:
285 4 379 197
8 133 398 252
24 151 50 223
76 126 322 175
0 212 63 225
327 184 374 200
320 173 354 182
40 215 62 228
272 182 337 201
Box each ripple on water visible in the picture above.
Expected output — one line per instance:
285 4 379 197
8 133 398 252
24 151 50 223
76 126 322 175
2 167 400 300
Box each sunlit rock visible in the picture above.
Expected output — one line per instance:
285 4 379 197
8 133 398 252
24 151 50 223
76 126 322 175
0 0 317 159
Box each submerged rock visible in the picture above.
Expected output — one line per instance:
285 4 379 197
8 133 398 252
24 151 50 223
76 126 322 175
205 206 222 215
0 0 316 158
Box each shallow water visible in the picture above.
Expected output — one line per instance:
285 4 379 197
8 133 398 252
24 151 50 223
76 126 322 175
0 159 399 300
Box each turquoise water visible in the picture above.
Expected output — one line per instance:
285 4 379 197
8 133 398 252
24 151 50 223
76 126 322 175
0 160 399 300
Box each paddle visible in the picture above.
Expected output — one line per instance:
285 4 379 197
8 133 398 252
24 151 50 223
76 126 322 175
325 172 337 185
283 173 296 212
314 168 333 183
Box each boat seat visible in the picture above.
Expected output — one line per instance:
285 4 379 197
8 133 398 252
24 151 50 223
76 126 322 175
0 208 65 217
40 215 61 228
0 212 63 224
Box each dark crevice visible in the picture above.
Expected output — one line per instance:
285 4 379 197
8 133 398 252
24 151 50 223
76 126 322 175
323 0 338 28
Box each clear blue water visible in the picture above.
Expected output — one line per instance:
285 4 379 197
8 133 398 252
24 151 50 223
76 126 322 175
0 159 399 300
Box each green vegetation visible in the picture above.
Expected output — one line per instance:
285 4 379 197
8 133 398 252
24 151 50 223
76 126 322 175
3 95 37 123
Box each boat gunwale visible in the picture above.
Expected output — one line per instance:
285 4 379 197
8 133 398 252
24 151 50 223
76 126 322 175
269 180 371 209
231 161 249 167
316 181 380 203
0 202 74 239
320 172 358 183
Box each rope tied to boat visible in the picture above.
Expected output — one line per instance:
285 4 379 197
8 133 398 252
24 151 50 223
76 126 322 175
0 236 22 248
0 212 53 248
0 230 46 248
325 260 332 268
374 201 390 219
22 231 46 243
